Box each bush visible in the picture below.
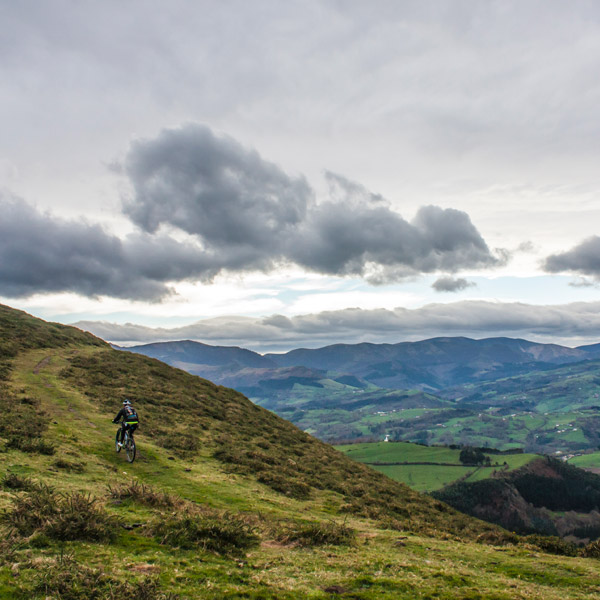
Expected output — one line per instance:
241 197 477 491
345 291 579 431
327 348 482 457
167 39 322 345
33 556 108 600
522 534 579 557
53 458 85 472
475 530 520 547
108 481 181 508
3 485 120 543
580 539 600 558
6 436 55 455
1 471 34 490
256 472 312 500
276 520 356 547
152 511 259 555
31 556 179 600
160 430 199 455
459 447 487 466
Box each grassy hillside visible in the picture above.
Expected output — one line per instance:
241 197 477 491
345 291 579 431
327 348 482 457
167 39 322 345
336 442 537 492
2 305 600 598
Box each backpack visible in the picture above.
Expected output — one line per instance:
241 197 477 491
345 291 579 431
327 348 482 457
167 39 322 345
124 405 138 422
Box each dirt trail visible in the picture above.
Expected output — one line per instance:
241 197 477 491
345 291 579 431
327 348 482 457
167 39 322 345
33 355 52 374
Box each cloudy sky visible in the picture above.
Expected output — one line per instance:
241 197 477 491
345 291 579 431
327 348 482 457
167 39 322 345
2 0 600 352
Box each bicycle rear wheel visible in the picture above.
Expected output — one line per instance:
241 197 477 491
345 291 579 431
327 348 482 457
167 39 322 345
125 437 136 463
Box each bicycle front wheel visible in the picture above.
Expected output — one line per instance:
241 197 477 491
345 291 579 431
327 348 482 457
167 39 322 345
125 437 136 463
115 430 122 453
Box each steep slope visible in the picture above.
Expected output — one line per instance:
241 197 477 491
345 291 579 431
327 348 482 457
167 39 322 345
3 304 600 599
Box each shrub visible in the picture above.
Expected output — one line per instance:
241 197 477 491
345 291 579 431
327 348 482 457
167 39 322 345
0 534 22 566
580 539 600 558
1 471 34 490
475 529 519 547
112 577 181 600
3 485 120 543
277 520 356 547
53 458 85 472
31 556 179 600
33 556 108 600
6 436 56 455
108 481 181 508
160 430 199 455
3 482 58 535
152 511 259 555
522 534 579 557
256 472 312 500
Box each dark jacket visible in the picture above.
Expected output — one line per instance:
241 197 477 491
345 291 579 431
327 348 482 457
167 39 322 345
113 405 139 424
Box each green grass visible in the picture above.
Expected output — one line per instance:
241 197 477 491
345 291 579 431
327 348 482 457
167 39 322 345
336 442 538 492
569 452 600 469
338 441 463 463
374 464 478 492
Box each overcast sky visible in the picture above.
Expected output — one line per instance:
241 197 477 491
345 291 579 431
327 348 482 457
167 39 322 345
2 0 600 352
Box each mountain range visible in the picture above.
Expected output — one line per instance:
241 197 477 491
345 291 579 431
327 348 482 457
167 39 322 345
121 336 600 393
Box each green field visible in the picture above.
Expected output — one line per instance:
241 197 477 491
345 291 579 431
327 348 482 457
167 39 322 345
569 452 600 469
337 442 538 491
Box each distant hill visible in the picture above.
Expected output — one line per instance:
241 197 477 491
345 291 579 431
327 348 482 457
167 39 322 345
576 341 600 358
433 457 600 542
122 336 597 396
116 339 277 369
266 337 590 390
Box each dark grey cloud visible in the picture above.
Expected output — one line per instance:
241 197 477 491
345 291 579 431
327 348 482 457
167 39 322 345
0 196 160 300
124 124 312 251
544 236 600 279
0 125 504 301
291 202 499 282
75 300 600 352
432 277 475 293
122 124 503 283
0 194 225 300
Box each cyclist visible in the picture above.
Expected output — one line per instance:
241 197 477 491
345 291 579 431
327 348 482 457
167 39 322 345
113 399 139 447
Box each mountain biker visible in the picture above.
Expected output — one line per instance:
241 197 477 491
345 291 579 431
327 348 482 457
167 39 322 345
113 399 139 447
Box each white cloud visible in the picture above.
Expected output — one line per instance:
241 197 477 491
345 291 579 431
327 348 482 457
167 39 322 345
74 300 600 353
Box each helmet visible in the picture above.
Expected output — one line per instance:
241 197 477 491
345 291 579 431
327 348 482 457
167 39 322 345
123 399 132 406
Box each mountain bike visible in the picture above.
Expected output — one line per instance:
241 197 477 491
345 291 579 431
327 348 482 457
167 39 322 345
115 426 136 463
